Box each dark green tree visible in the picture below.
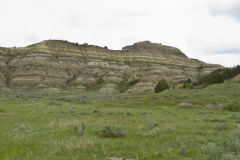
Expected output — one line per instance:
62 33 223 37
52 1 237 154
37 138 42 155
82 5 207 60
154 79 170 93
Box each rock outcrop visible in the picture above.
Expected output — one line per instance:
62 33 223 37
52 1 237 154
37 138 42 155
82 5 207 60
0 40 221 92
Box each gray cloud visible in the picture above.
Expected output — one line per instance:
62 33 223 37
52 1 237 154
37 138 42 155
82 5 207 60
26 35 41 43
186 35 240 56
0 1 6 17
216 47 240 54
207 0 240 21
99 10 149 29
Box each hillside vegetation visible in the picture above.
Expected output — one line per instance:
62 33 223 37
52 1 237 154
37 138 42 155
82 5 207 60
197 65 240 86
0 80 240 160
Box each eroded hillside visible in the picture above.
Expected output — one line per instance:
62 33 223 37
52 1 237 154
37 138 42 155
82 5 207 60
0 40 221 92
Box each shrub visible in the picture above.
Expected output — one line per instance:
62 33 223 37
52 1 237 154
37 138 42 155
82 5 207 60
83 77 105 91
199 130 240 159
154 79 170 93
47 101 62 106
183 79 193 89
117 77 140 93
143 127 161 136
97 126 127 138
215 123 230 131
177 103 193 109
179 144 188 157
93 109 102 116
126 112 133 116
200 142 221 160
223 101 240 112
146 122 159 130
74 123 86 136
204 118 226 123
230 114 240 122
143 122 161 136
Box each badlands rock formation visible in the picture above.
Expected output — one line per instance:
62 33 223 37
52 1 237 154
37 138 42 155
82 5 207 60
0 40 221 92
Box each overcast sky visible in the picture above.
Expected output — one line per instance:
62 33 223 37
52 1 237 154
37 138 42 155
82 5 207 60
0 0 240 66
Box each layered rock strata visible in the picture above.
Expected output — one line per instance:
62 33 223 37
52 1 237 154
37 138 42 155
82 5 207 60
0 40 221 92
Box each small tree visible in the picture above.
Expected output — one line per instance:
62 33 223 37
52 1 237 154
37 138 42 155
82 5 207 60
223 100 240 112
154 79 170 93
183 79 193 89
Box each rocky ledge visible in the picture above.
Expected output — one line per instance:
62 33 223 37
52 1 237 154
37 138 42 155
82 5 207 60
0 40 221 92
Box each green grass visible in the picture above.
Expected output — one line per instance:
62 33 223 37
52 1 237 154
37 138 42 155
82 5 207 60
0 81 240 159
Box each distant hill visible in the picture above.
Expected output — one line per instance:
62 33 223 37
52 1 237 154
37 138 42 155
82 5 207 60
0 40 221 92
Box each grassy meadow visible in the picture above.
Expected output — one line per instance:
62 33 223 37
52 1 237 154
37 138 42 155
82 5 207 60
0 81 240 160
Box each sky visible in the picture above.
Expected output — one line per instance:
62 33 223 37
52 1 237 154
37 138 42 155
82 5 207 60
0 0 240 67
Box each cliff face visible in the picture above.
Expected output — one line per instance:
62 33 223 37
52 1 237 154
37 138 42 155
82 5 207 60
0 40 221 92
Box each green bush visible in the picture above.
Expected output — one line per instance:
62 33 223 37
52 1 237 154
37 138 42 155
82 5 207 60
177 103 193 109
143 122 162 136
84 77 105 91
93 109 102 116
200 142 221 160
74 123 86 136
230 114 240 122
154 79 170 93
97 126 127 138
183 79 193 89
223 101 240 112
47 101 62 106
143 127 161 136
117 77 139 93
199 130 240 160
197 65 240 86
146 122 159 130
179 144 188 157
215 123 230 131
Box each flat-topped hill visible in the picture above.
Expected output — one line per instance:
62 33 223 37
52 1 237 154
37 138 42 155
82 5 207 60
0 40 221 92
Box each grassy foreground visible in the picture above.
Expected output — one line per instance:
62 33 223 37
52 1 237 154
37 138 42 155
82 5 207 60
0 81 240 160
